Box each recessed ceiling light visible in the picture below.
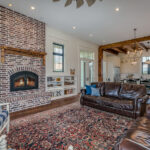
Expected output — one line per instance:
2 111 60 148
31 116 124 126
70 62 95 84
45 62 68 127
72 26 76 30
8 3 12 7
89 34 93 37
115 7 119 12
31 6 35 10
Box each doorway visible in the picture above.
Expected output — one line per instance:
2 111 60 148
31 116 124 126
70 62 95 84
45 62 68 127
80 51 94 88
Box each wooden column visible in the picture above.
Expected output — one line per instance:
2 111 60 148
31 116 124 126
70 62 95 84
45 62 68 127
98 47 103 82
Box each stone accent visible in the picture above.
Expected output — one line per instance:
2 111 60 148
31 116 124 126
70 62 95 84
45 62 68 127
0 6 51 112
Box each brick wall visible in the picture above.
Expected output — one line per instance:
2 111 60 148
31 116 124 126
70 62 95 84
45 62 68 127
0 6 45 51
0 6 51 112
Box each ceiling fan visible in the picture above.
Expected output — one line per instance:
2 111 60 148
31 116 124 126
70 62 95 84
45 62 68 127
53 0 102 8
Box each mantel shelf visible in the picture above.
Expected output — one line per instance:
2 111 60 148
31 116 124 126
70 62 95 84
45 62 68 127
0 46 47 65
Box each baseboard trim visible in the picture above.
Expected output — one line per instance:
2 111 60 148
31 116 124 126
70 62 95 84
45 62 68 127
10 95 79 120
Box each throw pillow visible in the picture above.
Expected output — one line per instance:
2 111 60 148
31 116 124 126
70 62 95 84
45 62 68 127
91 87 100 96
85 84 96 95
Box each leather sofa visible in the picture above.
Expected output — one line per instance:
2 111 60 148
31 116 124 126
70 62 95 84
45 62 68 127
115 104 150 150
80 82 148 118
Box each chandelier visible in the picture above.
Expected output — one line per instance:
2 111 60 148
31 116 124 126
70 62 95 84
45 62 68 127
122 28 143 65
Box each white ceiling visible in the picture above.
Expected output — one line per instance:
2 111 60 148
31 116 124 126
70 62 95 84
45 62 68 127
1 0 150 45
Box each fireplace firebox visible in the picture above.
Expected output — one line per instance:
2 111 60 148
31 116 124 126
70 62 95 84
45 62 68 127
10 71 38 91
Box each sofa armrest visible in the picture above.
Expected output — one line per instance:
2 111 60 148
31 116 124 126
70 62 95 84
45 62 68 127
146 104 150 118
80 89 86 105
81 89 86 96
134 95 148 118
136 95 149 104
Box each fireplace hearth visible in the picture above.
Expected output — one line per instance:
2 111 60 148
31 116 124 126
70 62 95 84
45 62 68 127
10 71 38 91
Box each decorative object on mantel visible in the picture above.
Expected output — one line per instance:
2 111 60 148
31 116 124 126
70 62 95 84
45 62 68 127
70 68 75 75
0 46 47 65
53 0 103 8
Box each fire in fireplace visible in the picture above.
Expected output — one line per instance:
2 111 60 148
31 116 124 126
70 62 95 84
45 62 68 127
10 71 38 91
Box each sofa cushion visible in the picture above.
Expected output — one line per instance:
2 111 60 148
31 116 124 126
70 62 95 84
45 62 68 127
83 95 133 111
119 84 146 100
83 95 102 105
98 96 133 111
104 82 121 98
91 82 105 96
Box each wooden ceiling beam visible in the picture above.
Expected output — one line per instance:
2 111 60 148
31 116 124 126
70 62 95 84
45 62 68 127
100 35 150 50
118 47 127 54
138 43 149 51
104 48 118 55
123 45 134 52
113 47 127 54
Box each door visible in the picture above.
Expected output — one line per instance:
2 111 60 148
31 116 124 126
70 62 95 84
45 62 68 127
107 62 114 82
81 60 94 88
114 67 120 82
103 61 107 82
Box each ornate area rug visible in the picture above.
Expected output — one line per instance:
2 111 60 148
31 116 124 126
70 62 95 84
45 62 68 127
8 102 133 150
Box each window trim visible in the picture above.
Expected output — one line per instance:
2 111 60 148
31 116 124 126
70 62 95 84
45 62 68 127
142 57 150 75
53 43 64 72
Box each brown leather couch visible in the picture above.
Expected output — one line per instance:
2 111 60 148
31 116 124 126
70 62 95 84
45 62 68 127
115 105 150 150
80 82 148 118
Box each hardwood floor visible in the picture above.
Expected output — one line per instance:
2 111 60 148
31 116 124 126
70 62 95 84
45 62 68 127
10 95 80 120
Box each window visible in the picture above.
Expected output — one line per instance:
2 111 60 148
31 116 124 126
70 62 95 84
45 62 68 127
80 51 94 60
142 57 150 74
53 43 64 72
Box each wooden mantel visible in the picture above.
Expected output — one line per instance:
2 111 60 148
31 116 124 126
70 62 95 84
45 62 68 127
0 46 47 65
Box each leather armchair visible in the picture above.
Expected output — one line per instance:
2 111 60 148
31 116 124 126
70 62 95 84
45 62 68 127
115 104 150 150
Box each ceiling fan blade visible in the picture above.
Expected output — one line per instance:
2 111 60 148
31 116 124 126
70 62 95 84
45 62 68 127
76 0 84 8
86 0 96 7
65 0 73 7
53 0 60 2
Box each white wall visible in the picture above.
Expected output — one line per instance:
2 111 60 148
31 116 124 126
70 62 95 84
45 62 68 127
103 52 120 81
45 26 99 92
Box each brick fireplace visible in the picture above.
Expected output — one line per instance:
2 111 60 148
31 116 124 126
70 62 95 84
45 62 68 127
0 6 51 112
10 71 39 92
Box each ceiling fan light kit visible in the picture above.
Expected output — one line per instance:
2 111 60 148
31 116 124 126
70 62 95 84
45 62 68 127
53 0 100 8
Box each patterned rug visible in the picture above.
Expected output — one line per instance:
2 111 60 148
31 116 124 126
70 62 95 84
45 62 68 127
8 101 134 150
